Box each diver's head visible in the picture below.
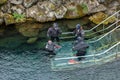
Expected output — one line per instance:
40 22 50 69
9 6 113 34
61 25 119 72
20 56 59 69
76 24 81 29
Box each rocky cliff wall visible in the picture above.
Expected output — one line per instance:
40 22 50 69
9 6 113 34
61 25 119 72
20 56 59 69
0 0 119 24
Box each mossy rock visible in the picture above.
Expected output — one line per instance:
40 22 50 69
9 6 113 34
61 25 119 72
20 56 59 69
12 12 26 23
89 12 117 25
16 22 43 37
77 4 85 17
0 0 7 5
4 14 15 25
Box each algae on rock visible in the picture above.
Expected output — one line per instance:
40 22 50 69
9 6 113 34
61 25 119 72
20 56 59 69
0 0 7 5
4 14 15 25
13 12 26 23
89 12 117 25
16 22 43 37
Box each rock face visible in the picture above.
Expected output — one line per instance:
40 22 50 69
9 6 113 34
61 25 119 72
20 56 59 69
0 0 113 24
64 2 86 19
4 14 15 25
26 1 56 22
9 0 23 5
89 12 117 25
16 22 43 37
23 0 38 8
0 11 4 25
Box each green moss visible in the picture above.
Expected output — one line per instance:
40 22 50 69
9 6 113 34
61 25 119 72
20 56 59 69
81 3 88 14
13 12 26 22
76 5 84 17
0 0 7 5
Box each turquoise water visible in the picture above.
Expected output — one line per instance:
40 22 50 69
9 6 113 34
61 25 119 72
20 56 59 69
0 48 53 80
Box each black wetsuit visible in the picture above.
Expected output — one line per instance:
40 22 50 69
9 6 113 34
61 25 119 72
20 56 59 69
73 41 89 61
47 27 62 42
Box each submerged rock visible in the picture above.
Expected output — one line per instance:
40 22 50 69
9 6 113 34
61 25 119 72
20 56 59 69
23 0 38 8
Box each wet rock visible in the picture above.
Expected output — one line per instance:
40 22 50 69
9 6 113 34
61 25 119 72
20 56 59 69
0 11 4 25
89 12 117 25
0 0 7 5
9 0 23 5
4 14 15 25
0 29 4 36
64 17 90 29
23 0 38 8
16 22 43 37
27 37 38 44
